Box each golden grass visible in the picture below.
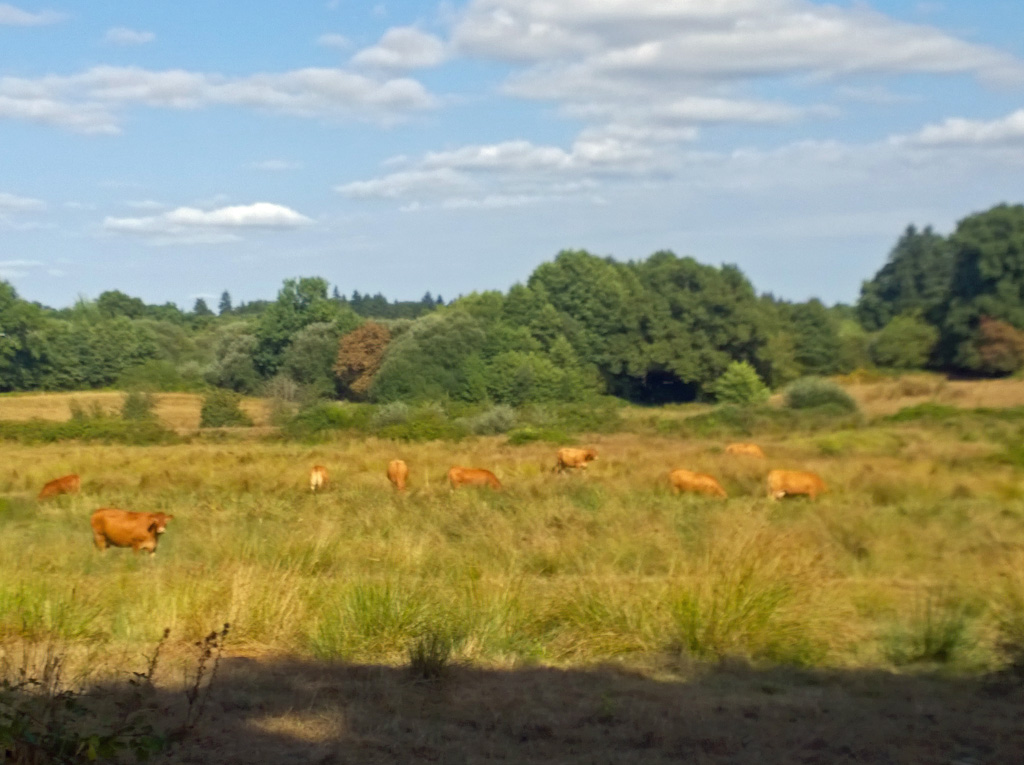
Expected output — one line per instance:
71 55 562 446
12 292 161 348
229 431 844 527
1 420 1022 676
0 390 270 430
846 373 1024 416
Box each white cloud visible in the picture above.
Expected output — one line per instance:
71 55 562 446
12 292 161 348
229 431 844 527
317 33 351 49
336 168 472 199
351 27 447 70
0 259 44 278
0 192 45 211
104 27 155 46
0 94 119 134
895 109 1024 148
0 3 63 25
0 65 438 133
454 0 1023 82
103 202 313 243
451 0 1024 144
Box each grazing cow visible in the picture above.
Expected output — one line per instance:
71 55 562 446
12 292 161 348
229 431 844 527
90 509 174 555
725 442 765 459
37 473 81 501
310 465 328 492
767 469 827 500
669 469 728 498
553 447 598 473
448 466 501 490
387 459 409 491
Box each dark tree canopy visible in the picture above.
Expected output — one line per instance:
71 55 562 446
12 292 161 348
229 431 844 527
857 225 953 331
940 204 1024 372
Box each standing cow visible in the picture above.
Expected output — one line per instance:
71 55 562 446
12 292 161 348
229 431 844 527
448 466 502 490
767 469 827 500
387 459 409 490
38 473 81 500
669 469 728 498
310 465 328 492
90 509 174 555
553 447 598 473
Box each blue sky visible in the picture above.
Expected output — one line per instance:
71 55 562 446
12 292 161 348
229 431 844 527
2 1 1023 309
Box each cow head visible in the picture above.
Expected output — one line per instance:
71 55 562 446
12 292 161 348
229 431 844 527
148 513 174 535
585 450 598 462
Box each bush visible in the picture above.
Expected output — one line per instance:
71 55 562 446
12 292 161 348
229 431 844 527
709 361 771 405
375 404 465 442
282 402 373 439
461 405 517 435
784 377 859 413
199 390 253 428
371 401 411 428
121 389 157 421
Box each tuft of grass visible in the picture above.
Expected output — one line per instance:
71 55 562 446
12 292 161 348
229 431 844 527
882 597 977 668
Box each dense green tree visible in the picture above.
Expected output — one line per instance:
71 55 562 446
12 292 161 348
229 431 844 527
857 225 953 330
206 328 261 393
788 300 842 376
940 205 1024 372
96 290 147 320
193 298 214 317
370 309 490 402
870 314 939 370
280 322 341 397
219 291 232 315
634 253 770 401
0 281 46 391
253 277 359 377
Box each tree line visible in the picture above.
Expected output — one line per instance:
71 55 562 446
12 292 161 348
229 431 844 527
1 202 1023 404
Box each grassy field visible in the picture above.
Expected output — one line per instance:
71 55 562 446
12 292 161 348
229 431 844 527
2 385 1024 761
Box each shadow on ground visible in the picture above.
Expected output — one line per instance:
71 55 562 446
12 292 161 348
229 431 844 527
45 654 1024 764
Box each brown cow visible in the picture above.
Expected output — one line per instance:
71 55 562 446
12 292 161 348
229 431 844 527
90 509 174 555
553 447 598 473
37 473 81 500
669 469 728 498
725 442 765 459
767 469 827 500
387 459 409 491
310 465 328 492
448 466 501 490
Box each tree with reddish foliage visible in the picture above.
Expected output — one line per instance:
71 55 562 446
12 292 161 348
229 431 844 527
974 316 1024 376
333 321 392 399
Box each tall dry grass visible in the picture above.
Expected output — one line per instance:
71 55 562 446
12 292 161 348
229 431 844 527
2 416 1023 676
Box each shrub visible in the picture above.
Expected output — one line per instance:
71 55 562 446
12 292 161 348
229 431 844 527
462 404 517 435
371 401 411 428
283 402 373 439
784 377 859 413
709 361 771 405
0 417 178 445
121 389 157 421
199 390 253 428
375 404 465 442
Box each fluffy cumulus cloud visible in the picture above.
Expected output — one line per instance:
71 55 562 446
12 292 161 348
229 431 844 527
453 0 1023 83
448 0 1024 148
896 109 1024 148
0 65 438 133
104 202 313 244
333 0 1024 214
104 27 155 46
351 27 447 71
0 3 63 25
